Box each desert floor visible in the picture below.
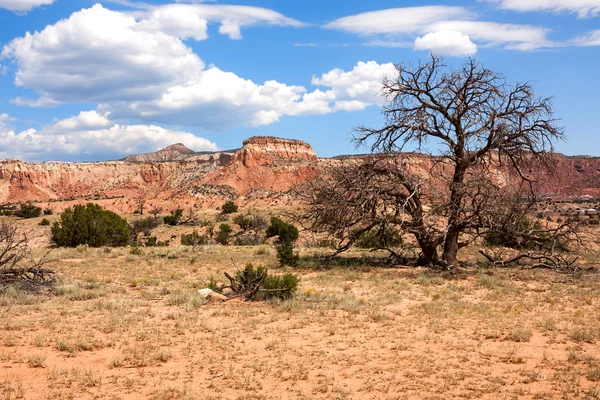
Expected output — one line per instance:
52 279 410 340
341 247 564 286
1 217 600 400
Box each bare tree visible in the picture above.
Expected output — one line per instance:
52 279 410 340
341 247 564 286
304 55 568 268
135 197 146 215
0 224 54 292
149 207 163 218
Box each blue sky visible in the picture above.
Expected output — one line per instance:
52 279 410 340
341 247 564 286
0 0 599 161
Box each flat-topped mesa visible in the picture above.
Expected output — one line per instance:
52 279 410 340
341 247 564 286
233 136 317 167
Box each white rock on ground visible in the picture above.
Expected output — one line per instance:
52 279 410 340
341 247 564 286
198 288 228 302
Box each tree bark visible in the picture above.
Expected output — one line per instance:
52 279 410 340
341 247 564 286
442 227 460 267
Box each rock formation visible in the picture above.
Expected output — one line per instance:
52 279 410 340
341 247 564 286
0 136 598 213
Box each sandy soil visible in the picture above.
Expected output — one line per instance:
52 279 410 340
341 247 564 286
1 220 600 399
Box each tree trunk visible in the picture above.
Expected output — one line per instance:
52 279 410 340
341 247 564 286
417 236 439 266
442 227 460 267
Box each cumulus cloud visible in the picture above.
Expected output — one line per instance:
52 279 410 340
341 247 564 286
484 0 600 18
2 4 394 130
326 6 554 52
2 4 205 103
0 111 218 161
311 61 396 108
414 30 477 56
0 0 54 12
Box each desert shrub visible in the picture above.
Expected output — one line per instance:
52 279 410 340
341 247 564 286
305 238 337 249
215 213 229 222
263 273 299 300
51 203 130 247
215 224 233 245
0 204 16 216
233 234 266 246
353 227 403 249
43 208 53 215
163 209 183 226
484 214 535 249
233 215 253 231
39 218 51 226
130 216 161 238
266 217 300 267
234 264 298 300
181 231 208 247
234 214 267 232
266 217 299 242
221 201 238 214
145 237 157 247
15 202 42 219
276 239 299 267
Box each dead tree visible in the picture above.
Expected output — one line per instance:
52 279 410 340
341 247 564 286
305 55 566 268
0 224 54 292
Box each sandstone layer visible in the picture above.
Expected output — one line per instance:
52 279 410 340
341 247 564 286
0 136 599 213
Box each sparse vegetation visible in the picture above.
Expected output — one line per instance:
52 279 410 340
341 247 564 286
15 202 42 219
215 223 233 245
163 208 183 226
221 201 238 214
180 231 208 248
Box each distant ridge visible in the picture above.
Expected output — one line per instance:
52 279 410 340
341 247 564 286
121 143 238 162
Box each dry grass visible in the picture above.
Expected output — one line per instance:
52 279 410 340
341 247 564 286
0 219 599 399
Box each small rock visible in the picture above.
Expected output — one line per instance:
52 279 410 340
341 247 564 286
198 288 228 302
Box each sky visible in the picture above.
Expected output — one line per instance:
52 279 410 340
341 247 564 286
0 0 599 161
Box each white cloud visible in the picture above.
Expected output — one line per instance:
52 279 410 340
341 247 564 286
485 0 600 18
0 111 217 161
312 61 396 108
429 21 553 51
0 0 54 12
571 29 600 46
325 6 469 36
414 30 477 56
134 3 304 41
326 7 555 51
2 4 394 130
2 4 205 104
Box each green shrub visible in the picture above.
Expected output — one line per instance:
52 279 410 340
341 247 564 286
215 223 233 245
233 215 253 231
163 209 183 226
235 264 299 300
353 227 403 249
221 201 238 214
0 204 16 216
263 273 299 300
145 236 157 247
15 202 42 219
181 231 208 247
51 203 130 247
266 217 299 242
276 239 299 267
43 208 53 215
39 218 51 226
130 216 161 238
